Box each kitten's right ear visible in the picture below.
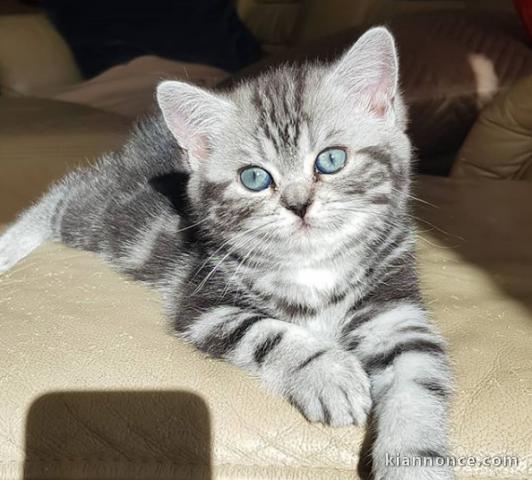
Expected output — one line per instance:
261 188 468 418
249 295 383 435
331 27 399 119
157 81 234 170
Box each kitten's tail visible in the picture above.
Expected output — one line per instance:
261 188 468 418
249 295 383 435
0 184 66 273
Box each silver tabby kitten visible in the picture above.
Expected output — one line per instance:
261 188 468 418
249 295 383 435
0 28 453 480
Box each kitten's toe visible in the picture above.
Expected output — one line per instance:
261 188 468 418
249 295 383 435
336 382 372 426
284 349 372 427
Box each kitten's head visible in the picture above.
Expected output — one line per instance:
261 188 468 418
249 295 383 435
157 27 411 263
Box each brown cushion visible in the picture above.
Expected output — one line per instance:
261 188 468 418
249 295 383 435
42 56 229 119
452 75 532 181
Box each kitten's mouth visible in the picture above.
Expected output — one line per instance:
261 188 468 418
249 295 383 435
297 218 312 231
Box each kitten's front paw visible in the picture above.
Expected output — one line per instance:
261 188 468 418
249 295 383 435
284 349 371 427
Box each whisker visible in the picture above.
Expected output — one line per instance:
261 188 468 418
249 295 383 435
329 204 460 240
390 186 440 209
192 220 275 280
173 216 211 234
191 221 276 295
219 228 275 299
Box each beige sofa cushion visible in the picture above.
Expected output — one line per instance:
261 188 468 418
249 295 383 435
0 13 82 96
0 176 530 480
0 98 130 224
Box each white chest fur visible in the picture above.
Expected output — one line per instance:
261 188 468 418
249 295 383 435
253 264 343 307
291 266 339 291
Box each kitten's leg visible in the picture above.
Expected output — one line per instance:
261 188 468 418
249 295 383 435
183 305 372 426
345 303 454 480
0 184 68 273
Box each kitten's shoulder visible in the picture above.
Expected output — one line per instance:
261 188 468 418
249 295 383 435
121 113 185 176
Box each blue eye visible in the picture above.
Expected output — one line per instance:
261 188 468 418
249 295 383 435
240 166 273 191
315 148 347 174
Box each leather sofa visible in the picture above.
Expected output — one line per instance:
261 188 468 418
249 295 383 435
0 3 531 480
453 75 532 180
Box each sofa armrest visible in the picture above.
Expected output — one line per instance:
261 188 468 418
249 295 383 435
452 75 532 181
0 97 129 223
0 13 82 97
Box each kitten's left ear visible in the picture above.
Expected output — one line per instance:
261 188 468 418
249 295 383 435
331 27 399 118
157 80 235 170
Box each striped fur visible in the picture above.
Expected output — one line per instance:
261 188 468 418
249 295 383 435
0 28 453 479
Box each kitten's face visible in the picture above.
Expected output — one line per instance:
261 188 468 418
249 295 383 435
158 28 411 263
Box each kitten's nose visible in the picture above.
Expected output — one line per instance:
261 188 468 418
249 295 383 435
281 182 311 218
285 201 309 218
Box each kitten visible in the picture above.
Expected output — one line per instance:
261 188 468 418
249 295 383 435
0 28 453 480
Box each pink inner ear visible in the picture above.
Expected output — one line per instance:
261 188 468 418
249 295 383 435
366 57 397 117
362 79 393 118
166 111 210 162
189 135 210 161
370 89 394 117
336 28 398 118
158 115 204 171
